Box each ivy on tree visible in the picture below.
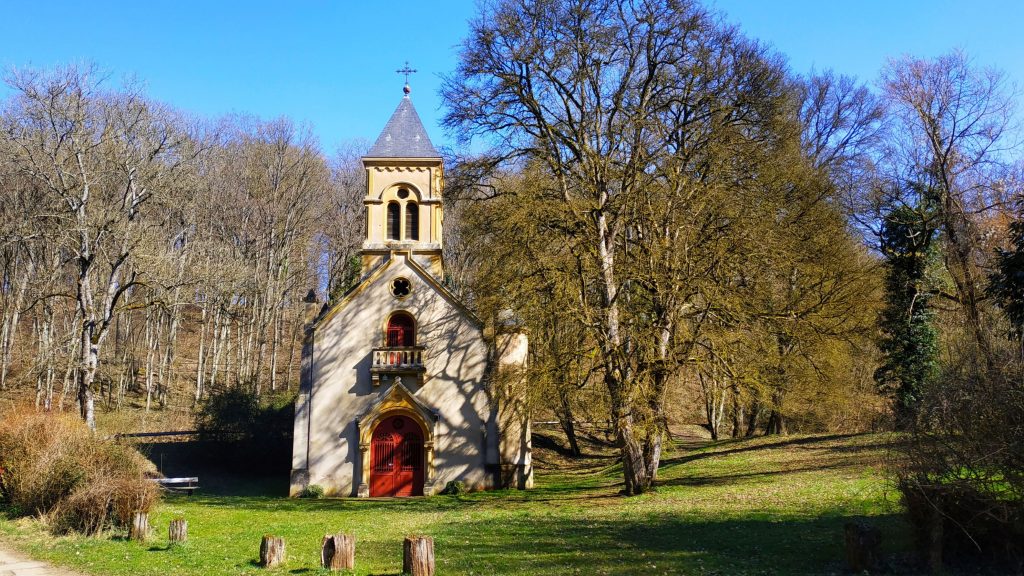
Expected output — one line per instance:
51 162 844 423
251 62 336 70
874 199 939 429
988 217 1024 345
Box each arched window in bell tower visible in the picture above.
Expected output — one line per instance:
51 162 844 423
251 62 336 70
405 202 419 241
386 202 401 240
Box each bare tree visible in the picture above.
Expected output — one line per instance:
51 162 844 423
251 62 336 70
3 66 197 428
879 51 1020 361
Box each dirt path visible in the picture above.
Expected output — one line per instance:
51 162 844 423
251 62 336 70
0 544 83 576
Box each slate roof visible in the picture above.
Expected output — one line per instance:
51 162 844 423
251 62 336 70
365 92 440 158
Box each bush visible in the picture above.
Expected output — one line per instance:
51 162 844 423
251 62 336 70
299 484 325 499
0 408 159 535
441 480 466 496
894 342 1024 571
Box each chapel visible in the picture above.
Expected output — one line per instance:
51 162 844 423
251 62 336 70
289 84 533 497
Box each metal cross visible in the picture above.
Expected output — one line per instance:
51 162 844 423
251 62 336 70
396 62 417 84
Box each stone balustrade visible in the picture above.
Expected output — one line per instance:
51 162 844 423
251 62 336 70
370 347 427 387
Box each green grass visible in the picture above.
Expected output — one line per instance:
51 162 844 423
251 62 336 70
0 432 910 575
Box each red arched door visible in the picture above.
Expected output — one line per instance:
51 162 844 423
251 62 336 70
386 313 415 347
370 415 424 497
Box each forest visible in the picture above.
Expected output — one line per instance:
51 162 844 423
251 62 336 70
1 0 1022 568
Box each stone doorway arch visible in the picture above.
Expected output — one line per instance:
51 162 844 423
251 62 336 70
356 381 437 497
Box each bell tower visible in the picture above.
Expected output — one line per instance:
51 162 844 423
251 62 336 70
361 83 444 278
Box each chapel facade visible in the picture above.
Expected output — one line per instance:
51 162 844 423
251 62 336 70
289 85 533 497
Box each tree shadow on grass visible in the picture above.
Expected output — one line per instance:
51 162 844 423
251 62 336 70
661 433 863 468
431 511 912 575
657 462 860 488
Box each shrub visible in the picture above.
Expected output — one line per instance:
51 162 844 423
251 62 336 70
441 480 466 496
0 408 159 535
299 484 325 499
894 343 1024 571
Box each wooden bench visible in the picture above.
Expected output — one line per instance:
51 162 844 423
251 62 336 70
153 477 200 496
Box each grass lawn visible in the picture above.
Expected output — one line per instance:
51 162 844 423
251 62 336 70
0 432 909 575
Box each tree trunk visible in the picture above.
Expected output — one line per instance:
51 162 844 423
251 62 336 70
0 257 31 391
643 429 663 483
168 518 187 543
59 316 80 411
78 330 98 430
700 372 725 441
260 535 286 568
555 388 581 457
612 382 650 495
320 533 355 571
129 512 148 541
764 389 787 435
927 505 944 574
195 301 208 403
730 384 744 438
643 340 672 482
269 304 282 392
284 306 299 390
745 399 761 437
764 410 787 435
403 536 434 576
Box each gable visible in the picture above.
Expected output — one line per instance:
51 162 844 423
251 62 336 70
314 252 481 333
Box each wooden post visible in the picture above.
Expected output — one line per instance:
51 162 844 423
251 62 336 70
168 518 188 543
843 521 881 572
403 536 434 576
321 533 355 570
129 512 148 542
260 535 286 568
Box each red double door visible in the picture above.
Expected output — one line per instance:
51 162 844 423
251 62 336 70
370 415 424 497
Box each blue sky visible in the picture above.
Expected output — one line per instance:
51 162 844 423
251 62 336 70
1 1 1021 153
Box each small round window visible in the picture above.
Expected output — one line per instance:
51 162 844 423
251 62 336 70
391 277 411 298
397 187 410 199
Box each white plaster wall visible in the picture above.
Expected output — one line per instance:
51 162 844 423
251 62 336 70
305 255 496 496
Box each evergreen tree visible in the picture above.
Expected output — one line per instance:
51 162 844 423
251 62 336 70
875 202 939 429
988 217 1024 345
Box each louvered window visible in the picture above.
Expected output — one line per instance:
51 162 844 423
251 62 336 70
405 202 419 241
387 202 401 240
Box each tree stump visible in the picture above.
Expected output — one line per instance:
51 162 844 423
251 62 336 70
260 535 286 568
129 512 148 542
168 518 188 543
321 533 355 570
403 536 434 576
844 521 881 572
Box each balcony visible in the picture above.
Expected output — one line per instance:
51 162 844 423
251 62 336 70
370 346 426 386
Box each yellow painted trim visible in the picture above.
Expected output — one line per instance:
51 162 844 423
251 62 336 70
362 407 431 445
383 181 423 201
401 252 484 328
358 384 435 446
313 251 482 332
